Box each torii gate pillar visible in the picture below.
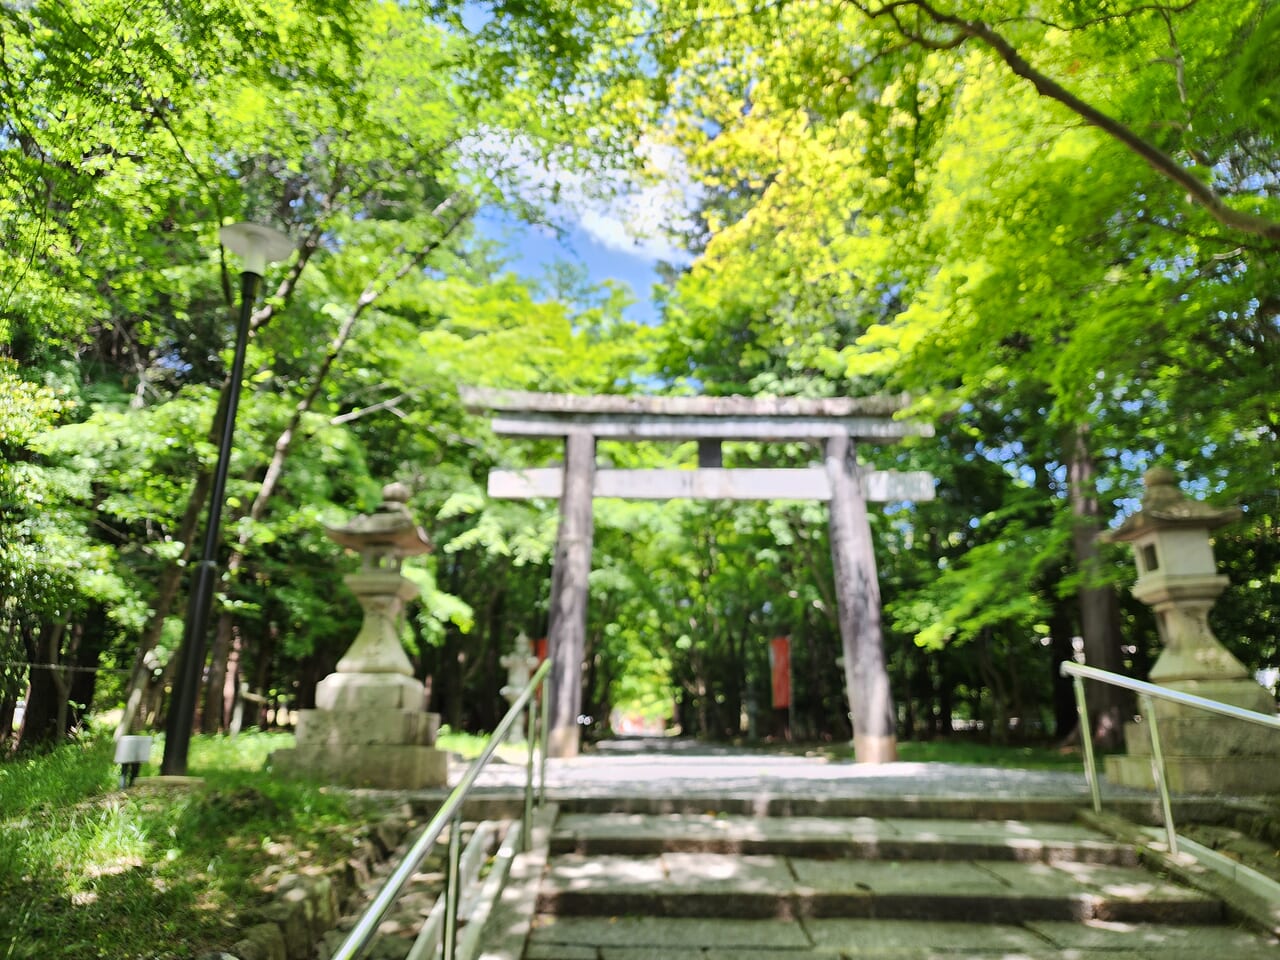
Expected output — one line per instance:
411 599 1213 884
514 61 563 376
545 430 595 757
826 434 897 762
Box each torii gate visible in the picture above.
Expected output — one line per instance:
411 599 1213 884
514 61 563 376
461 387 935 761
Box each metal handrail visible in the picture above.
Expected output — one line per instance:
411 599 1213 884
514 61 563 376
1060 660 1280 855
330 657 553 960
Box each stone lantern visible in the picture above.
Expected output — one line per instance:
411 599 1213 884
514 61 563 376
271 484 447 788
1102 467 1279 792
499 633 540 741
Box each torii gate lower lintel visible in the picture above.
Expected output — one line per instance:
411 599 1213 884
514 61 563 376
461 386 936 761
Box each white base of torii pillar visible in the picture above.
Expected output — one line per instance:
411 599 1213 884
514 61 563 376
462 387 934 761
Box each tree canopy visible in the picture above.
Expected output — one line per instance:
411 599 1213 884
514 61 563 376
1 0 1275 753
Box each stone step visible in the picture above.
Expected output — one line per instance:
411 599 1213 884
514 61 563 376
525 915 1280 959
519 801 1279 959
551 813 1138 866
554 793 1091 822
536 851 1223 925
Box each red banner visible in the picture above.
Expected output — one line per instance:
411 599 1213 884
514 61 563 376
769 637 791 709
534 638 549 664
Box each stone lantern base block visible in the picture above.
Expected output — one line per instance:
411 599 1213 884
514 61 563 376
1104 680 1280 795
1105 752 1280 795
271 743 447 790
1121 715 1280 758
315 672 424 712
295 707 441 747
273 671 447 789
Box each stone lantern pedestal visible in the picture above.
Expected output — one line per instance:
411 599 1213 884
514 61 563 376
1102 468 1280 793
271 484 447 789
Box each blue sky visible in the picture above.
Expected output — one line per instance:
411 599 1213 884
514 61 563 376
466 135 698 327
477 208 671 326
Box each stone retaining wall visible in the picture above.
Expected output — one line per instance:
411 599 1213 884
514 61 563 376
198 810 416 960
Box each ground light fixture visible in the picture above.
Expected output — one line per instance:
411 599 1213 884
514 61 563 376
160 221 294 776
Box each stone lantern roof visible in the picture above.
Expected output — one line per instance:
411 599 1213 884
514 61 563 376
1102 467 1240 544
324 482 431 569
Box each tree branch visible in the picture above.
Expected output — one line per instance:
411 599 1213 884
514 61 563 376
242 191 473 532
851 0 1280 242
329 394 407 425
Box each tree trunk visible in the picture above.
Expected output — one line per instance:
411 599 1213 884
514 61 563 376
975 628 1009 743
68 608 110 734
825 433 897 762
1049 591 1078 740
589 637 612 738
482 587 507 730
546 430 595 757
901 638 920 741
115 463 214 739
581 596 612 740
223 626 244 725
202 612 234 733
250 625 275 727
1066 427 1127 749
19 624 64 749
296 651 329 712
582 637 601 740
143 655 175 729
936 652 954 737
695 676 710 738
0 696 14 747
441 630 464 730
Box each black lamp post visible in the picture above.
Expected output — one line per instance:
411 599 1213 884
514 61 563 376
161 221 293 776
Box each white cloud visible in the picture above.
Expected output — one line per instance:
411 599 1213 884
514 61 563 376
462 133 698 265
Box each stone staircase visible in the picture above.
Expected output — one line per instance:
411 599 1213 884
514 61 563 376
515 796 1277 959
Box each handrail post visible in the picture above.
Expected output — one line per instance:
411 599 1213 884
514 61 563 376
523 690 537 853
1072 675 1102 814
539 683 550 805
1139 693 1179 856
442 813 462 960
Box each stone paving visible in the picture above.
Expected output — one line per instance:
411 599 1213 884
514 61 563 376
463 738 1124 802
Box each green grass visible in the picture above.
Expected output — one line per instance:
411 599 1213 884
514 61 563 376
0 732 370 960
0 735 117 816
896 739 1088 770
807 737 1089 771
435 726 529 764
0 728 531 959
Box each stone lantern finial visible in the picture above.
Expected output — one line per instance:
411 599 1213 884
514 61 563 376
1139 466 1180 508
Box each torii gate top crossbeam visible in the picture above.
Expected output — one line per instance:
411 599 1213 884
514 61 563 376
459 387 933 443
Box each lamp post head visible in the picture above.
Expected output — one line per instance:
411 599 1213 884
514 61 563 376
219 221 294 276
